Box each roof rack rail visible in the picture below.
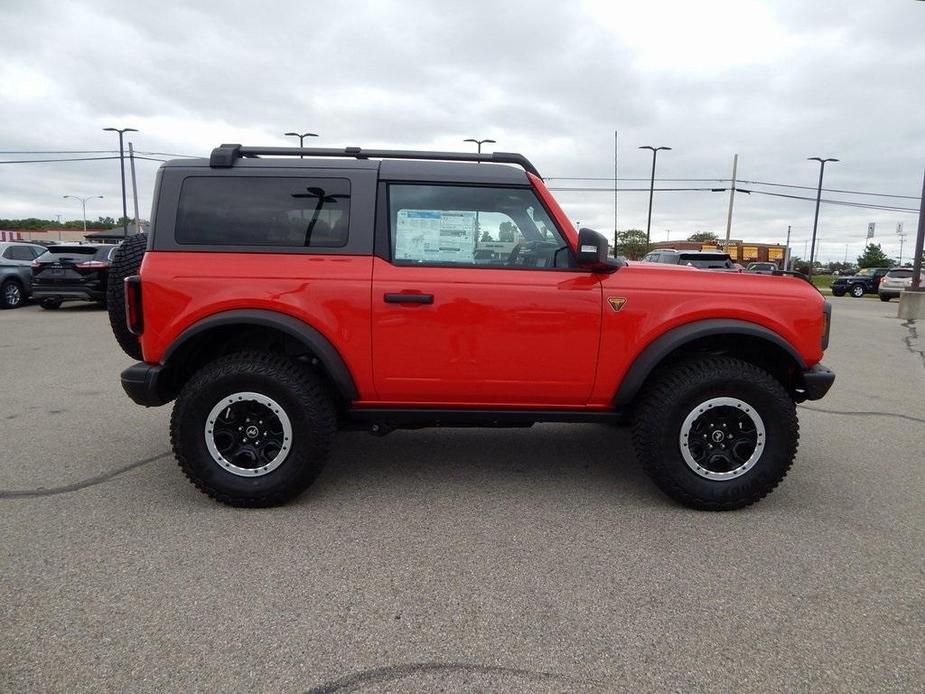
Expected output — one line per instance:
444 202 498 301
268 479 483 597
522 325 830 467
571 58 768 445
208 144 542 178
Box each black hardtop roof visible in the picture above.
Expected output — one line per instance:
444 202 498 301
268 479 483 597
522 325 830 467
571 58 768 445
158 144 541 182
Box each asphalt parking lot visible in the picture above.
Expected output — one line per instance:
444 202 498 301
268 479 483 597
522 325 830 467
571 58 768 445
1 297 923 693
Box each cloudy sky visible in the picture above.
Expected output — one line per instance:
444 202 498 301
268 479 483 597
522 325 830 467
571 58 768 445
1 0 923 262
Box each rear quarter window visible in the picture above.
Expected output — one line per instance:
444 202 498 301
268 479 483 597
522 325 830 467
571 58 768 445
175 177 350 248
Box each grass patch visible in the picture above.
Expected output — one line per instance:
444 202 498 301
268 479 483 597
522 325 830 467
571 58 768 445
810 275 834 289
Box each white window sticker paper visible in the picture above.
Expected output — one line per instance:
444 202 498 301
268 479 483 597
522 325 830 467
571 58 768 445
395 209 477 263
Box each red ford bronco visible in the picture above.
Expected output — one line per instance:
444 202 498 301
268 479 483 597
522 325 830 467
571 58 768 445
108 144 834 510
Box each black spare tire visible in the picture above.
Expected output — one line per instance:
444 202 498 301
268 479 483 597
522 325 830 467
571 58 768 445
106 232 147 360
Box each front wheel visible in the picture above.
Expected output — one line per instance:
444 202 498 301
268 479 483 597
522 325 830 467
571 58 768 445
832 289 845 297
170 352 336 507
850 284 865 298
632 357 798 511
1 279 24 309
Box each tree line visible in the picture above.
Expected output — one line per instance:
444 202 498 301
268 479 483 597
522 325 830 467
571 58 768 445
0 216 135 230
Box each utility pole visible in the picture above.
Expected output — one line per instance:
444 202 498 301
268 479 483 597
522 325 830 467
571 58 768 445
844 243 848 264
724 153 738 249
128 142 140 234
911 168 925 291
784 225 791 270
613 130 618 239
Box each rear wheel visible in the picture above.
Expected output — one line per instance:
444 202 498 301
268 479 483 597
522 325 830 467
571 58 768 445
879 293 891 302
1 279 24 309
850 284 865 298
39 298 62 310
170 352 335 507
106 232 147 360
632 357 798 511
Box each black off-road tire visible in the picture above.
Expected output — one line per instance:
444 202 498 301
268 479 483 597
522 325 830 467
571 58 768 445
106 232 147 360
170 352 336 507
39 298 62 310
832 289 845 297
1 278 24 309
632 356 798 511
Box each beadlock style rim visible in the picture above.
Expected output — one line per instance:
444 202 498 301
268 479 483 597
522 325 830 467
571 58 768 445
679 397 765 481
204 392 292 477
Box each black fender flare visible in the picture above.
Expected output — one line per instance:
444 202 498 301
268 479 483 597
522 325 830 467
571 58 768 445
612 319 806 406
162 309 359 401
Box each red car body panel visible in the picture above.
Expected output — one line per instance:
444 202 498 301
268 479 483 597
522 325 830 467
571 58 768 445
369 257 603 405
138 251 377 399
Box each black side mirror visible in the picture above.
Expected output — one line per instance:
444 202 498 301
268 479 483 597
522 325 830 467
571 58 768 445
576 228 622 273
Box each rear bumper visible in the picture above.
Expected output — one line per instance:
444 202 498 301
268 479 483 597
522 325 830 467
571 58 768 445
121 362 172 407
799 363 835 401
32 285 104 301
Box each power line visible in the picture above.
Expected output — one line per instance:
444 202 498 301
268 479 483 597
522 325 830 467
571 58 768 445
739 188 920 213
742 179 919 200
0 156 122 164
0 150 119 154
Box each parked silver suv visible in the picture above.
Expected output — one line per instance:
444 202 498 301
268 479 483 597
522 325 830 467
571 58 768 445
878 268 925 302
0 241 48 309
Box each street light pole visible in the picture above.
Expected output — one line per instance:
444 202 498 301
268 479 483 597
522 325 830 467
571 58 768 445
103 127 138 237
463 138 496 155
284 132 318 158
63 195 104 233
807 156 839 279
639 145 672 247
464 139 496 241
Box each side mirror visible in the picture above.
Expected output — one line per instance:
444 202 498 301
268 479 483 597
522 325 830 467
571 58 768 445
576 228 622 273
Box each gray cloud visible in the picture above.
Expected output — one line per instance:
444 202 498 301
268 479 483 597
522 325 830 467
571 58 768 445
1 0 922 262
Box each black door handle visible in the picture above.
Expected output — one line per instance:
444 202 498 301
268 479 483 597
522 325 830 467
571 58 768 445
384 293 434 304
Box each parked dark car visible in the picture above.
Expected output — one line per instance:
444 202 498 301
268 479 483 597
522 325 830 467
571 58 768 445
31 244 117 309
0 241 49 309
831 267 890 297
641 250 741 272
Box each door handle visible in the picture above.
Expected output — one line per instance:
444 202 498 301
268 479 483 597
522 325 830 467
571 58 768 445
384 293 434 304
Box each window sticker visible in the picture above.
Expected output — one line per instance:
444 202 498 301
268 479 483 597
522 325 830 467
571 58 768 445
395 209 477 263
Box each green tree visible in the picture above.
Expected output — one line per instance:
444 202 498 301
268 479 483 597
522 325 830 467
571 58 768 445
687 231 719 243
498 221 517 242
480 231 493 242
856 243 894 269
615 228 650 260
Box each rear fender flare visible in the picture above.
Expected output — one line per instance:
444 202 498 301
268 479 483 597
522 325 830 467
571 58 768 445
162 309 358 401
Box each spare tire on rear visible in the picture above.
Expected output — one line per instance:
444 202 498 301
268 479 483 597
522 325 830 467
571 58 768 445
107 232 147 360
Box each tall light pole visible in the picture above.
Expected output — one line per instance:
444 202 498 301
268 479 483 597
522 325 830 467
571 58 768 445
63 195 104 233
103 127 138 237
463 138 496 154
464 139 496 240
640 145 671 247
284 131 318 158
807 156 839 279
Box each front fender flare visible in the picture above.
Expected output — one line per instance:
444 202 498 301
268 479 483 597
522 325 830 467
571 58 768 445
612 319 806 406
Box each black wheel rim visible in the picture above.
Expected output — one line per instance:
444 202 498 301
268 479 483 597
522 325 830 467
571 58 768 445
679 397 765 480
204 392 292 477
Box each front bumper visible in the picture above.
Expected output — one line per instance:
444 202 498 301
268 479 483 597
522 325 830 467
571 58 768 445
799 363 835 401
121 362 172 407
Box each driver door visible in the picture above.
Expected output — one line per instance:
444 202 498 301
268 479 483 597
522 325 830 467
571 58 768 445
370 183 602 406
